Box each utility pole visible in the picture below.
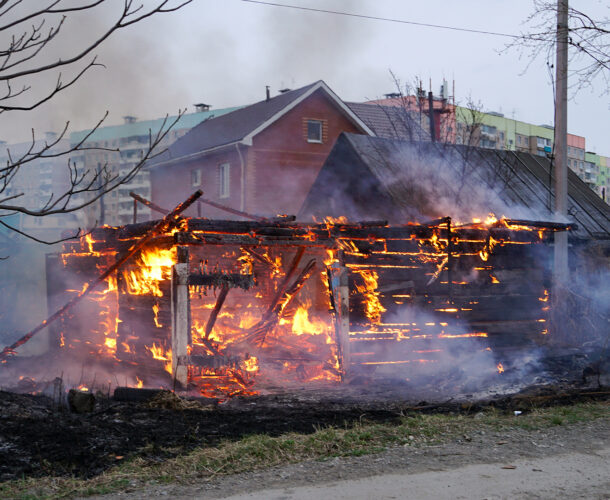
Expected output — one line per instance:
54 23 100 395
554 0 569 283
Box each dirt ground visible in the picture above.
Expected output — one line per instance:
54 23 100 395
0 381 607 482
84 413 610 499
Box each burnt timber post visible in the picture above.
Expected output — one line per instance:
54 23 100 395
171 246 190 388
330 261 351 379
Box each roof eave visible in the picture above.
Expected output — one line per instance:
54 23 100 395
149 140 243 170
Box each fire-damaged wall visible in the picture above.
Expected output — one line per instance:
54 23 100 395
44 215 571 398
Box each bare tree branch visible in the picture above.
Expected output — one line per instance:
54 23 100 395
0 110 186 217
0 218 89 245
0 0 193 247
506 1 609 94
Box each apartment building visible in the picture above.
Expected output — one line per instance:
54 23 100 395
453 108 609 199
0 136 81 237
599 156 609 202
69 106 240 227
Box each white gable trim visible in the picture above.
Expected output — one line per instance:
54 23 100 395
150 141 239 169
240 80 375 146
152 81 376 169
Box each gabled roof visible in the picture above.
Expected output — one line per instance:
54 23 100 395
300 133 610 240
347 102 430 141
150 81 375 168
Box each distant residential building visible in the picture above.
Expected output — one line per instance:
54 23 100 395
69 106 240 227
0 135 81 239
583 152 600 193
598 155 609 202
450 107 609 200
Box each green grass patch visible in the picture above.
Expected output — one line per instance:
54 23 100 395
1 401 607 500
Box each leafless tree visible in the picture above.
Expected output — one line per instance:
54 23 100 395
508 1 609 93
368 73 515 212
454 96 484 151
0 0 192 244
374 71 430 143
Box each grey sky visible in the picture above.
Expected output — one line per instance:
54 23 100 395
4 0 609 155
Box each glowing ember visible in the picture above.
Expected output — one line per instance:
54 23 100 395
243 356 259 373
497 363 505 374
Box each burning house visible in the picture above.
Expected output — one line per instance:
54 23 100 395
0 183 585 400
2 131 608 401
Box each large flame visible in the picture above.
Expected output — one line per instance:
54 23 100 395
353 269 386 324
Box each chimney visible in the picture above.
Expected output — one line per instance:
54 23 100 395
194 103 211 113
266 85 270 101
123 115 137 124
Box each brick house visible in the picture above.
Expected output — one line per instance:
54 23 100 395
148 81 374 218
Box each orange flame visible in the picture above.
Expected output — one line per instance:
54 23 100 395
353 269 386 324
123 248 175 297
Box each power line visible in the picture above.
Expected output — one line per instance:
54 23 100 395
241 0 520 39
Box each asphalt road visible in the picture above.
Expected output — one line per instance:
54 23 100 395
220 447 610 500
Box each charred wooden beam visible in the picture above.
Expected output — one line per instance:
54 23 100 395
503 219 577 231
177 353 242 369
198 198 268 221
242 247 275 267
263 247 305 324
188 273 255 290
175 232 334 248
246 258 317 346
129 191 169 216
203 286 230 340
422 216 451 226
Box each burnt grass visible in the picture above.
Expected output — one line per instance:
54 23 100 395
0 384 609 482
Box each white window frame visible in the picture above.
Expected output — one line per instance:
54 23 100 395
219 163 230 198
191 169 201 187
307 120 323 143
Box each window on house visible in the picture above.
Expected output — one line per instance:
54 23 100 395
219 163 230 198
307 120 323 143
191 169 201 187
